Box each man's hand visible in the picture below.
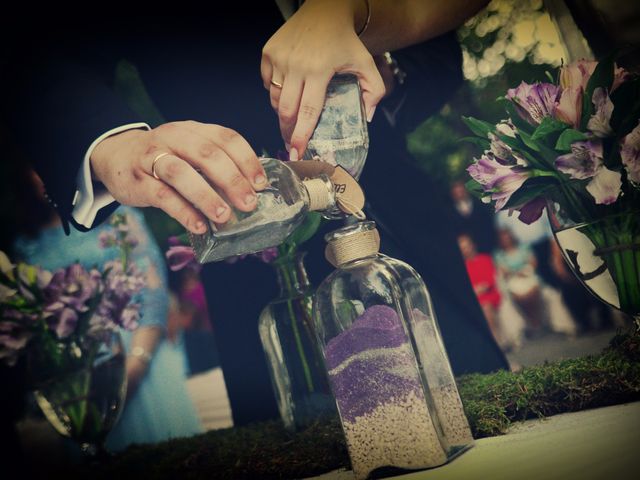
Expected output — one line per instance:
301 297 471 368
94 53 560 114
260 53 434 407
90 121 267 233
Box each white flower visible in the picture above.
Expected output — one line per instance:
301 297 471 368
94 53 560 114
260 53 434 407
587 88 614 137
586 167 622 205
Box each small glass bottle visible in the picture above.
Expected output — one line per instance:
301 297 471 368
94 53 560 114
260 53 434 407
303 74 369 180
313 221 474 480
189 157 336 263
259 252 338 431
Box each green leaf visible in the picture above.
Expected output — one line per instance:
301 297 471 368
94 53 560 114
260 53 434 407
283 212 322 250
555 129 588 151
462 116 495 138
517 129 541 152
581 56 615 129
458 136 491 150
531 117 568 141
465 179 485 200
503 102 534 135
503 177 557 209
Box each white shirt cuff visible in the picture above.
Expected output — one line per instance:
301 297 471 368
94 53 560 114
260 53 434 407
72 123 150 228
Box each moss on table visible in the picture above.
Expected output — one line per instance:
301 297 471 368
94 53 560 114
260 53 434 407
82 329 640 479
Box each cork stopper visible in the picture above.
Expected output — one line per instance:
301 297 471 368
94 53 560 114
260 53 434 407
325 221 380 267
302 175 335 212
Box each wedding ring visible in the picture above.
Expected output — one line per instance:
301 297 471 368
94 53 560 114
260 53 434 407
270 79 283 88
152 152 170 180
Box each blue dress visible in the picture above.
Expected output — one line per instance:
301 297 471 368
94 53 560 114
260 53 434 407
14 207 203 451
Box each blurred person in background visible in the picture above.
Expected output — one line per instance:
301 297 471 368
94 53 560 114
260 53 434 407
11 168 202 453
494 228 577 339
457 233 503 345
169 268 220 376
451 180 498 254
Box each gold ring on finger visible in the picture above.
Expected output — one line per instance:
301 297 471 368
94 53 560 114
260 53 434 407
152 152 170 180
270 79 283 88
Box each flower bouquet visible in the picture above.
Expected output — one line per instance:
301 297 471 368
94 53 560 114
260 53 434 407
464 57 640 322
0 214 145 456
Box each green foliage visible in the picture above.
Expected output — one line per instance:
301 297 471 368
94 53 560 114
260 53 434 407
462 116 496 138
531 117 567 142
279 212 322 258
555 129 588 151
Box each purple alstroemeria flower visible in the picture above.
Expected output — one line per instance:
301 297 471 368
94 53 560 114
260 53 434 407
587 88 614 138
93 261 144 331
99 230 117 249
621 121 640 185
166 245 199 272
496 119 517 138
612 65 632 92
120 304 141 331
554 86 582 129
43 264 102 338
555 140 603 180
467 154 531 211
560 60 596 91
488 133 512 163
586 167 622 205
516 197 548 225
55 308 79 339
506 82 559 126
256 247 279 264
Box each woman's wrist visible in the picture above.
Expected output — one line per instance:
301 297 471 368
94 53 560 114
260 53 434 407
302 0 367 34
130 345 153 365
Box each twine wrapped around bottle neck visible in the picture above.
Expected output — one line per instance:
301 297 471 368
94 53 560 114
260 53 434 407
302 177 334 212
326 227 380 267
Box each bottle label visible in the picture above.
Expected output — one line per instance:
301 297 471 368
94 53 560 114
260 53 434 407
287 160 365 216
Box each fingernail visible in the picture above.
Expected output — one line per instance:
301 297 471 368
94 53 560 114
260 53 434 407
285 142 291 152
215 205 228 217
367 105 376 123
254 173 266 186
289 147 298 162
244 193 257 206
195 221 206 233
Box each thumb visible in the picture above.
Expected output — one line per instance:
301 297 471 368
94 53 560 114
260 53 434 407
355 55 385 122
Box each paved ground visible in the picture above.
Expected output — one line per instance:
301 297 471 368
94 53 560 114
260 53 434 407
505 327 618 369
312 402 640 480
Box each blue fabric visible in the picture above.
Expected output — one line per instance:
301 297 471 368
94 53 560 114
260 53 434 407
13 206 202 451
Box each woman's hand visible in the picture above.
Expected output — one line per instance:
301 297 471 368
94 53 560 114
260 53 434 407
261 0 385 159
90 121 267 234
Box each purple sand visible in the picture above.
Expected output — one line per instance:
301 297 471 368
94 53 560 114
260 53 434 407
324 305 408 370
324 305 424 422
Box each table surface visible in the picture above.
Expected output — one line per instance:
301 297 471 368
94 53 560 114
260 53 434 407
311 401 640 480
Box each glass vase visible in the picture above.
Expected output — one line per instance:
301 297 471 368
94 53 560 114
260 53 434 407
29 330 127 458
547 201 640 326
258 252 338 431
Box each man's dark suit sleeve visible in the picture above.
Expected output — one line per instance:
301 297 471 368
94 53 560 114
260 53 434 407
3 44 143 233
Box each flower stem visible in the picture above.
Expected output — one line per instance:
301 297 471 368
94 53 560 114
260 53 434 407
280 258 315 393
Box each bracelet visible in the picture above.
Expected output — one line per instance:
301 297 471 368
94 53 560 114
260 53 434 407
130 346 153 365
356 0 371 37
382 51 407 86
